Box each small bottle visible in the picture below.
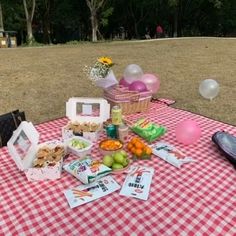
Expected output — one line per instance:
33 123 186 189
118 123 129 142
111 105 122 126
106 124 117 139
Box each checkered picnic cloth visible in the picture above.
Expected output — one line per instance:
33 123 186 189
1 99 236 235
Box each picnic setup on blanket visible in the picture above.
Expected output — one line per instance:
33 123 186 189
1 58 235 235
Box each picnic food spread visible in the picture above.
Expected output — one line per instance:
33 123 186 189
2 58 235 236
6 60 206 208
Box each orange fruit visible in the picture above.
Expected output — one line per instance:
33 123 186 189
145 146 152 155
127 143 133 151
134 141 144 149
135 148 143 157
131 147 136 154
130 138 136 145
131 137 141 144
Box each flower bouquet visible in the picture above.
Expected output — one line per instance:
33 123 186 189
86 57 118 89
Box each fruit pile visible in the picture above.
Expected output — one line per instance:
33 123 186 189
99 139 123 151
102 150 130 171
127 137 152 159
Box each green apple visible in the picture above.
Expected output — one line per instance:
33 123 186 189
122 158 129 167
102 155 114 167
112 163 124 170
119 150 128 157
113 152 125 164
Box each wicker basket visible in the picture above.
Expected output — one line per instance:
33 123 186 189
104 86 152 115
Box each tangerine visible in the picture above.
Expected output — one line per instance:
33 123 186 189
145 146 152 155
135 148 143 157
134 141 144 149
127 143 133 151
131 147 136 154
131 137 140 145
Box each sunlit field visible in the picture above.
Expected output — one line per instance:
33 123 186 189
0 37 236 125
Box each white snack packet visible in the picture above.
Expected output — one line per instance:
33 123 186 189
64 176 120 208
63 158 112 184
152 142 196 168
119 166 154 200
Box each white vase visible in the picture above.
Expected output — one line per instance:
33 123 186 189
94 70 118 89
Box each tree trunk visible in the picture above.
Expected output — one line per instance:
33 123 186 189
23 0 36 45
85 0 106 42
91 14 97 42
43 13 51 44
27 20 33 43
173 7 178 37
42 0 52 44
0 3 4 37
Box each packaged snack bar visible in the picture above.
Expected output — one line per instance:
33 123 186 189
131 118 166 142
152 142 196 168
119 166 154 200
64 175 120 208
63 157 112 184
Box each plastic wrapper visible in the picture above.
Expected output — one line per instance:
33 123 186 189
131 118 166 142
63 158 112 184
152 142 196 168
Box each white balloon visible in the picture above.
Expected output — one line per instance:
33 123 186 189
123 64 143 83
199 79 219 100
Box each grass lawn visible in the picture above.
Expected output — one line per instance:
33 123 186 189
0 37 236 125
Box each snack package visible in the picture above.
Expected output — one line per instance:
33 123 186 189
63 158 112 184
64 175 120 208
152 142 196 168
131 118 166 142
119 166 154 200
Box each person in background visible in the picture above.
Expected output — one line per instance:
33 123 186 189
156 25 164 38
5 33 12 48
145 26 151 39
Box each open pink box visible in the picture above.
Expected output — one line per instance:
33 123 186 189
7 121 67 181
62 97 110 142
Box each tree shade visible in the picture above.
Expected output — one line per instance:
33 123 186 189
1 0 236 45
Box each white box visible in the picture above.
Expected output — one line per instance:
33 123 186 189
62 97 110 142
7 121 66 181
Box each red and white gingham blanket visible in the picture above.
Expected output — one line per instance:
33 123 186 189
0 99 235 235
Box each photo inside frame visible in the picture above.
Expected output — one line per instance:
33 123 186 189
13 130 32 160
76 102 100 117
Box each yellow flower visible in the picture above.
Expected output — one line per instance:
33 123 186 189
97 57 113 66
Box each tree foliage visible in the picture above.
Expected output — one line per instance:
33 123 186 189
1 0 235 45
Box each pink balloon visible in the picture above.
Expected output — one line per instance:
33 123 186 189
128 81 148 92
119 77 130 87
141 73 160 95
175 120 201 145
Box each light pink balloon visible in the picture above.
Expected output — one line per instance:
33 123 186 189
175 120 201 145
141 73 160 95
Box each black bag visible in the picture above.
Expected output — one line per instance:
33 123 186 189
0 110 26 147
212 131 236 167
